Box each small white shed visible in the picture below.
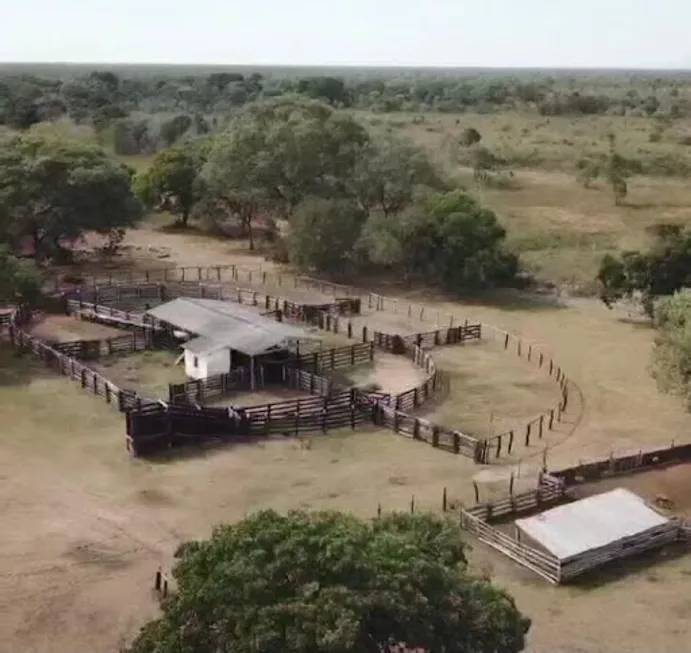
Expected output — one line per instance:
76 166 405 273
146 297 321 385
182 336 232 380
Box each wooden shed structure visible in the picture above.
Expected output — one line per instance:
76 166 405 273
146 298 321 387
515 488 679 581
267 288 362 324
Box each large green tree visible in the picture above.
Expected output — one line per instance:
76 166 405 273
126 510 530 653
358 190 518 290
134 139 211 228
350 132 447 216
288 198 368 273
0 134 142 260
597 224 691 316
0 246 42 306
650 290 691 409
202 97 370 244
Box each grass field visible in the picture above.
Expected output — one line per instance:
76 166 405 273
6 107 691 653
360 110 691 290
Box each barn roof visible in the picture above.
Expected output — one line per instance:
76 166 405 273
515 488 669 561
146 297 319 356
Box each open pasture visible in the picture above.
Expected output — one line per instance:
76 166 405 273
0 344 481 652
422 337 562 440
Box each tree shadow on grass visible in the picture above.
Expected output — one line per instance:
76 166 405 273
469 288 568 313
0 345 48 388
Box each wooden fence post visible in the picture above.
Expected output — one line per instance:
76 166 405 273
442 487 448 512
549 409 554 429
472 481 480 504
539 415 544 439
410 495 415 514
524 422 531 446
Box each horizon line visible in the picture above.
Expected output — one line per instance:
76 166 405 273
1 61 690 72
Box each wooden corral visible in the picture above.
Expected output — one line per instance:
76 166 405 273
460 448 691 584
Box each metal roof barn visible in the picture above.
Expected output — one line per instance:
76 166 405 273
515 488 670 562
146 297 320 357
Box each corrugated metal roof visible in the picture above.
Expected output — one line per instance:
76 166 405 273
147 297 319 356
515 488 669 561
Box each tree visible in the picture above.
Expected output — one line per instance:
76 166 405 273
597 224 691 316
0 134 143 260
296 76 350 106
650 290 691 409
459 126 482 147
126 510 530 653
470 146 506 186
351 132 447 216
159 114 193 146
202 98 370 247
60 71 127 126
135 139 210 228
287 198 367 273
358 190 518 290
0 246 42 306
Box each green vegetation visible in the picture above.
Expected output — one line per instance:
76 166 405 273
598 224 691 316
651 291 691 409
0 246 41 305
126 510 529 653
0 133 142 261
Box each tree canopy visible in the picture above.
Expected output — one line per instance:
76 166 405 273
650 290 691 409
358 190 518 291
287 198 368 273
134 138 211 228
0 246 42 306
597 224 691 316
126 509 530 653
0 134 142 260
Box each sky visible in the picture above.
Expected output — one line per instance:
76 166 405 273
2 0 690 69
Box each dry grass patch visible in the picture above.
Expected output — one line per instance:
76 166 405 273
0 344 480 652
91 350 186 399
27 315 123 343
423 340 562 438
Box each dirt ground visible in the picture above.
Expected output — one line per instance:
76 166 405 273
572 463 691 517
90 350 186 399
340 352 428 395
422 339 562 440
27 315 123 344
5 222 691 653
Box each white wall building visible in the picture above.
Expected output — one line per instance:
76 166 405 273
146 297 320 385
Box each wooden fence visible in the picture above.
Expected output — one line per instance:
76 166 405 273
125 387 370 456
459 443 691 584
52 330 154 360
61 280 573 464
49 265 578 463
167 342 374 404
9 325 148 413
460 482 564 583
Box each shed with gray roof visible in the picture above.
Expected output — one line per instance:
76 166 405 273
146 297 320 382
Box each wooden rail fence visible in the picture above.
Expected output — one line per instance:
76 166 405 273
459 444 691 584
